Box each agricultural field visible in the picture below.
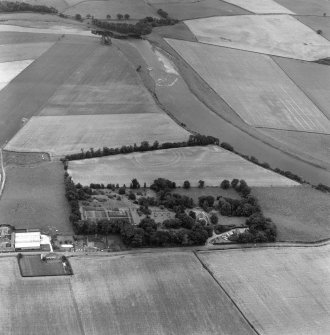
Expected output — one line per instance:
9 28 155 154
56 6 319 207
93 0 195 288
69 253 256 335
275 0 330 16
153 22 197 42
18 255 67 277
222 0 294 14
297 16 330 41
0 257 82 335
5 114 190 156
0 35 96 146
68 145 299 187
184 15 330 61
64 0 157 19
199 245 330 335
0 60 34 91
0 42 54 62
166 39 330 133
273 57 330 119
0 31 59 44
0 22 91 36
39 45 162 116
0 162 72 234
11 0 69 12
252 186 330 241
259 129 330 167
147 0 250 20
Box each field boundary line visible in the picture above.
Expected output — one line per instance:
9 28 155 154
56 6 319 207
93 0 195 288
68 279 86 335
0 149 6 200
193 251 261 335
272 56 330 121
154 38 330 172
256 126 330 136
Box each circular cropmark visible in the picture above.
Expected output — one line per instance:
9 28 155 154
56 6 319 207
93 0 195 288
133 150 184 168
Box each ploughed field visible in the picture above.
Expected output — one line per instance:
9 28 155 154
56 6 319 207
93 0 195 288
0 253 256 335
184 15 330 61
199 245 330 335
166 39 330 133
68 145 299 187
5 114 190 156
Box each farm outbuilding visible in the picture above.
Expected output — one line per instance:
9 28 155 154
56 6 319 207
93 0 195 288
14 232 41 250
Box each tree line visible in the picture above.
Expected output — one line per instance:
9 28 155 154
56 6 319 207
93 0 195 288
91 12 178 37
0 1 58 13
63 134 219 162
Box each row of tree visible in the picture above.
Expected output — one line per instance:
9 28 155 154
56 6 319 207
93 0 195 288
74 216 211 247
63 134 219 161
0 1 58 13
91 12 178 37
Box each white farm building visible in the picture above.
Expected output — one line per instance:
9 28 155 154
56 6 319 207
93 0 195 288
14 232 41 250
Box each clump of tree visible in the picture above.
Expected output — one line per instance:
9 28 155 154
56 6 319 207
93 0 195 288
75 13 82 21
63 134 219 161
315 183 330 193
230 213 277 243
157 8 168 18
64 173 92 231
0 1 58 13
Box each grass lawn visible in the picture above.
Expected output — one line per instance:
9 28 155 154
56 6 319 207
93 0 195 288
18 255 68 277
253 186 330 241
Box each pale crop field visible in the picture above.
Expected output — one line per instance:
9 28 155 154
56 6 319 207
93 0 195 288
0 59 34 91
0 42 54 62
148 0 250 20
166 39 330 133
184 15 330 61
199 245 330 335
273 57 330 119
64 0 157 19
39 45 162 116
221 0 294 14
70 252 256 335
68 145 299 187
0 257 82 335
5 114 190 156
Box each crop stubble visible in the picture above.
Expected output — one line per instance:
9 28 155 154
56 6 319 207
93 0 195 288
69 253 256 335
68 145 299 187
184 15 330 61
5 114 190 155
166 39 330 133
199 245 330 335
